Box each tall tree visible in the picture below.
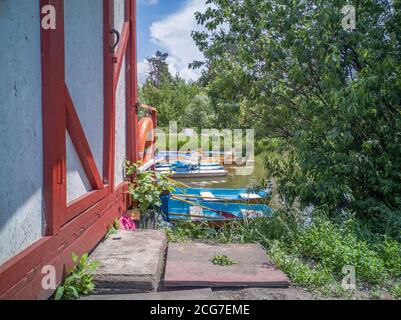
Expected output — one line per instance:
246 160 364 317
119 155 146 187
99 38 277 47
146 51 171 87
192 0 401 236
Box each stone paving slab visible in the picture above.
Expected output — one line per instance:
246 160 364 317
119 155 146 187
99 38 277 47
164 242 290 288
90 230 167 294
82 289 216 300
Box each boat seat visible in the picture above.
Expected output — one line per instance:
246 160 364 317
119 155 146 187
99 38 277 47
239 193 261 200
240 209 265 218
190 206 204 216
200 192 215 199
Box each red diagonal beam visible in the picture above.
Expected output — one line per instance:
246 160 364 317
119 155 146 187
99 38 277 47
65 84 104 190
113 21 130 91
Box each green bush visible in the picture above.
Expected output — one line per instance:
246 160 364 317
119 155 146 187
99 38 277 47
55 253 99 300
268 241 338 294
192 0 401 237
391 283 401 299
165 221 212 242
126 161 175 215
296 218 387 284
377 237 401 277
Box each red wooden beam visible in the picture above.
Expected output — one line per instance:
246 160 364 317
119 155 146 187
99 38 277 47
65 85 104 190
40 0 67 235
66 187 109 223
132 0 139 164
103 0 115 191
151 109 157 170
126 0 138 164
113 21 130 91
131 0 138 108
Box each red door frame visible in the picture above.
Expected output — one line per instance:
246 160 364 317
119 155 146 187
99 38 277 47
0 0 138 300
43 0 136 231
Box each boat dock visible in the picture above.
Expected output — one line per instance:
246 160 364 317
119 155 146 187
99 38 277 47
156 168 228 179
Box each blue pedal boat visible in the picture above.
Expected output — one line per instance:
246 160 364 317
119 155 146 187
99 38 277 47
156 161 228 178
161 196 272 223
172 187 272 204
156 161 224 171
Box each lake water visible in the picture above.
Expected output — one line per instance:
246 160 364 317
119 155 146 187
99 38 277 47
176 158 266 189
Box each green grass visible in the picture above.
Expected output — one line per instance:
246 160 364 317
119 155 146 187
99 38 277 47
295 219 387 284
164 210 401 298
391 283 401 299
210 254 237 266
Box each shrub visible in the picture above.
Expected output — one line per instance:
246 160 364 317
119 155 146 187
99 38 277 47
377 237 401 277
296 218 387 284
55 253 99 300
268 241 337 294
391 283 401 299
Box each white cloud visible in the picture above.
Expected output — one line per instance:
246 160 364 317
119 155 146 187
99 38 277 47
148 0 207 82
137 59 150 84
139 0 158 5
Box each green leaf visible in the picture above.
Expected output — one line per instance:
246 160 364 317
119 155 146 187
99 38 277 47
69 286 80 299
55 287 65 300
71 253 78 263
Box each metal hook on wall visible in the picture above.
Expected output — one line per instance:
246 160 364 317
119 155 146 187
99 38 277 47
110 28 120 53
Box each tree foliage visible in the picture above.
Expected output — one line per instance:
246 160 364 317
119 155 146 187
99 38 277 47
192 0 401 237
140 51 235 131
146 51 172 87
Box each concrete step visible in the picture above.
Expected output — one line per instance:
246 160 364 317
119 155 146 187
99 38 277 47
82 288 216 300
89 230 167 294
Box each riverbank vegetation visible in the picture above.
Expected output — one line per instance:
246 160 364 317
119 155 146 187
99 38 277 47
165 211 401 299
141 0 401 299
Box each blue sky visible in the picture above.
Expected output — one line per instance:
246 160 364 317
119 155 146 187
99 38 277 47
137 0 208 83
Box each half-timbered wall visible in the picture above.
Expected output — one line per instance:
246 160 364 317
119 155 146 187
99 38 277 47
0 0 138 299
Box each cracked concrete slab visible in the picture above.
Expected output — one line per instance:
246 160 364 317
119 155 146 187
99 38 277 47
90 230 167 294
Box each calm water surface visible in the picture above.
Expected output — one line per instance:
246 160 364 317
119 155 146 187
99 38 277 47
176 159 264 188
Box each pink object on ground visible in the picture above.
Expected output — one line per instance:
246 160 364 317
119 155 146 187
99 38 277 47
119 214 136 231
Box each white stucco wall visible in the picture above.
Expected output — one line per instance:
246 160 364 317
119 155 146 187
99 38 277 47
115 57 127 187
0 0 44 265
114 0 127 187
64 0 104 202
66 133 92 202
